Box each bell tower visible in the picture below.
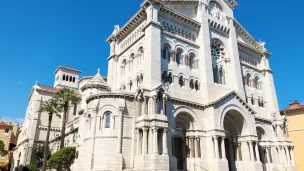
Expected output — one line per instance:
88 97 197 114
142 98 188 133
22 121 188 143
53 66 81 89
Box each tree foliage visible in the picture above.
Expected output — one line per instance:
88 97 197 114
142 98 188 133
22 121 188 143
55 88 81 149
47 147 76 171
0 140 5 156
23 164 39 171
34 145 51 168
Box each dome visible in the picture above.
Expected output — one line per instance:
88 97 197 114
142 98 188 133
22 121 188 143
80 69 111 92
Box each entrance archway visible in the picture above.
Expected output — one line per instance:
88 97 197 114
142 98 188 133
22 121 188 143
172 111 200 171
222 109 251 171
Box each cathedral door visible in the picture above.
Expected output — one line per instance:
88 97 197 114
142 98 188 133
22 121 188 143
174 137 184 170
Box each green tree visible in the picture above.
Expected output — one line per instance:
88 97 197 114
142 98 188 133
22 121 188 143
23 164 39 171
47 147 76 171
37 99 61 171
0 140 4 156
34 145 51 168
55 88 81 149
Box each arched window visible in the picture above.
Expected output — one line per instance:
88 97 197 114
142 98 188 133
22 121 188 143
251 96 255 105
73 77 76 83
65 75 69 81
255 77 260 89
162 46 170 61
179 76 184 87
138 47 144 63
162 71 168 83
189 53 195 69
246 73 252 87
211 39 226 85
176 49 182 65
62 75 66 81
88 114 92 131
105 112 111 128
130 53 135 70
69 76 73 82
129 80 133 90
168 72 173 84
195 80 199 91
189 79 194 90
121 59 127 76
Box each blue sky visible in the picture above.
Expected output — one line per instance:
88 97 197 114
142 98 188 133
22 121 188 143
0 0 303 124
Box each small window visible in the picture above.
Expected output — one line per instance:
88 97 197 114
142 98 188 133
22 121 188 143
4 128 9 134
73 77 76 83
65 75 69 81
246 73 252 87
69 76 73 82
176 50 182 65
162 46 170 60
189 53 195 69
105 113 111 128
195 80 199 91
168 73 173 84
179 76 184 87
255 77 260 89
251 97 255 105
62 75 66 81
189 79 194 90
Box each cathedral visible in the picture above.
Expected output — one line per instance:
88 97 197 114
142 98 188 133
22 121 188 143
14 0 297 171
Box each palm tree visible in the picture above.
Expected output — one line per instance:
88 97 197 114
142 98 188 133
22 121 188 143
56 88 81 149
38 99 60 171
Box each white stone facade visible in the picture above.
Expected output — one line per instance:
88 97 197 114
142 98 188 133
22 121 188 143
15 0 297 171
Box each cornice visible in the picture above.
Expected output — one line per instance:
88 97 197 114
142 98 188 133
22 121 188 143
159 6 201 32
86 93 135 104
255 117 272 125
162 0 199 5
107 9 146 43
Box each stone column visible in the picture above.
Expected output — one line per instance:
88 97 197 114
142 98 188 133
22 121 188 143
117 107 124 154
285 146 291 164
186 137 190 158
267 147 271 163
276 147 280 164
214 136 219 159
170 51 175 62
153 128 158 154
149 128 153 154
255 143 260 162
236 142 240 161
142 128 148 154
162 129 168 155
291 147 295 165
162 94 166 116
136 129 141 155
221 137 226 160
197 138 201 158
190 138 194 158
194 137 198 158
249 141 254 161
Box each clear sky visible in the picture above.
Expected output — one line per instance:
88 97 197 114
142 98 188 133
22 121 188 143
0 0 303 124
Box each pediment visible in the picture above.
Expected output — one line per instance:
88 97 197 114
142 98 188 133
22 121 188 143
208 91 256 115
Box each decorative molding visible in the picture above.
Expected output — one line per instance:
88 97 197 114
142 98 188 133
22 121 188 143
159 6 201 32
107 9 146 43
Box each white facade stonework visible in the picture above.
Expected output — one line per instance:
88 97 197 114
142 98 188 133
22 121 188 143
15 0 297 171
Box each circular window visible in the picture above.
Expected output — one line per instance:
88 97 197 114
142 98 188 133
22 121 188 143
211 39 225 60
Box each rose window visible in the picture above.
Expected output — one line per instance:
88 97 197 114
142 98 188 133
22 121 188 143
211 39 225 60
